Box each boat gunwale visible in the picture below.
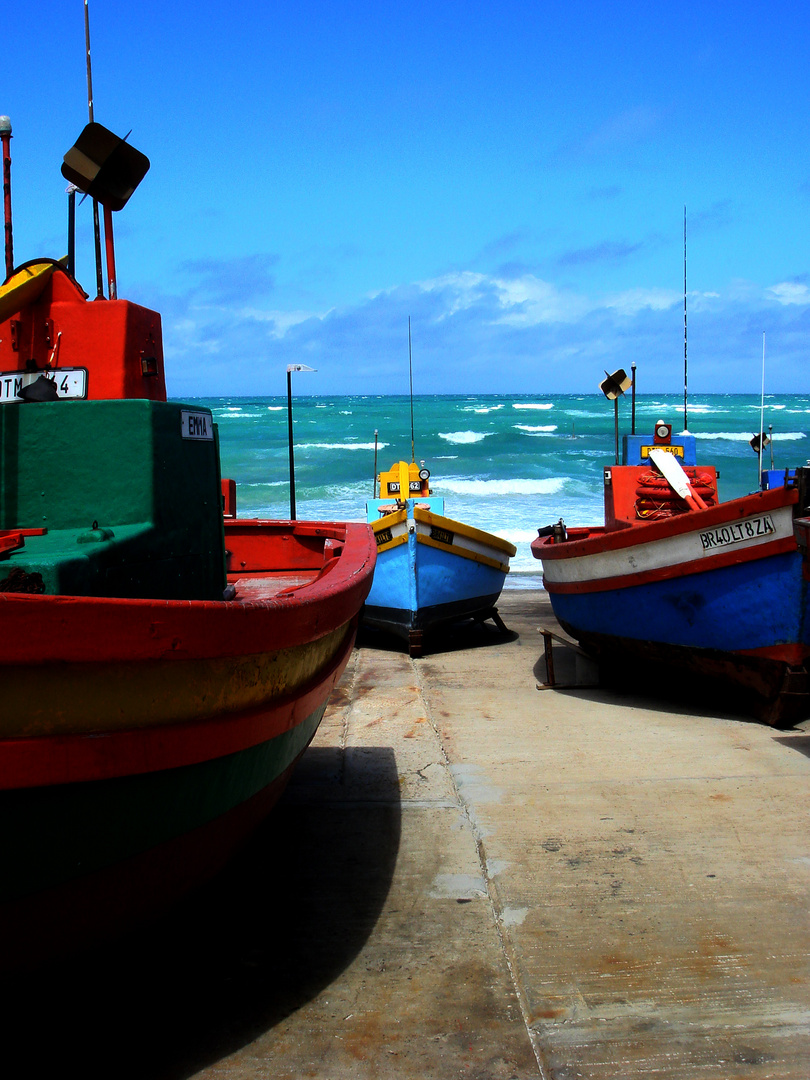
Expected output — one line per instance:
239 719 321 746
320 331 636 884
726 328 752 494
533 485 798 562
0 519 376 664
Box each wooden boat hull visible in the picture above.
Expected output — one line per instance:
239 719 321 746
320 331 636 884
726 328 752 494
364 503 515 652
533 486 810 723
0 519 376 965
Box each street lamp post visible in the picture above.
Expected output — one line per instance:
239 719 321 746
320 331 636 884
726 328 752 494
286 364 316 519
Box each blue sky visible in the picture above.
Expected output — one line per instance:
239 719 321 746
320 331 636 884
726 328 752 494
5 2 809 396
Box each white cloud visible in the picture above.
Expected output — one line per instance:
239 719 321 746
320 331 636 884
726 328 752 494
416 270 590 325
491 275 590 325
767 281 810 306
238 307 330 337
602 287 680 316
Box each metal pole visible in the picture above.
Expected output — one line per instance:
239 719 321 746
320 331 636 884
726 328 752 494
84 0 94 123
103 204 117 298
614 397 619 465
287 368 296 520
408 317 416 463
1 116 13 279
683 205 688 431
84 0 104 298
373 429 378 497
758 333 766 486
67 186 76 277
631 361 636 435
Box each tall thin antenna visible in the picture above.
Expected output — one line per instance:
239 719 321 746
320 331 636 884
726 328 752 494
84 0 105 298
408 316 415 463
683 204 688 431
84 0 94 123
759 333 766 483
1 116 12 279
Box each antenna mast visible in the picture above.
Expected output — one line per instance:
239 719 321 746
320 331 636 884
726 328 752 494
759 333 766 482
408 316 415 463
84 0 105 298
683 204 688 431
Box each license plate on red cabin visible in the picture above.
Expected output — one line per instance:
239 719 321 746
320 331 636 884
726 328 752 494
0 369 88 402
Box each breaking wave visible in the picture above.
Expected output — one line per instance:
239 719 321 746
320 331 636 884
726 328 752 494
438 431 494 444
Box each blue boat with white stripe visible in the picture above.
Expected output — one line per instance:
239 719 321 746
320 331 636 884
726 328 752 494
532 419 810 726
364 460 516 656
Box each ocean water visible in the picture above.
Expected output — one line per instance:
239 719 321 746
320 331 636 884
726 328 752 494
185 392 810 589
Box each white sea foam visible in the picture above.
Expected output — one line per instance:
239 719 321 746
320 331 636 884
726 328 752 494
266 406 284 411
498 528 546 546
436 477 566 496
512 402 554 410
515 424 558 433
462 404 505 413
239 480 288 488
693 431 806 442
438 431 493 444
294 441 389 451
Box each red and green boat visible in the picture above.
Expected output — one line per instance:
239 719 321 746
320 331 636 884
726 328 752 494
0 120 375 967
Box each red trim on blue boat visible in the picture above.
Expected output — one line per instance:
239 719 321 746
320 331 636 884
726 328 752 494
734 642 810 664
537 486 798 562
543 535 797 595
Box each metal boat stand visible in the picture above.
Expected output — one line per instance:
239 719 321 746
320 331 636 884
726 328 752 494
537 628 600 690
407 606 510 659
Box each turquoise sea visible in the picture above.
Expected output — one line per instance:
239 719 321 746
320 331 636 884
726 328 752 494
183 392 810 589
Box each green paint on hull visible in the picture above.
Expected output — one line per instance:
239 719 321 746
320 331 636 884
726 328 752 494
0 399 226 599
0 704 326 905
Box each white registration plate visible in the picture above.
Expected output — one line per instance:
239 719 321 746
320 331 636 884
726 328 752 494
0 369 88 403
180 409 214 440
700 515 775 551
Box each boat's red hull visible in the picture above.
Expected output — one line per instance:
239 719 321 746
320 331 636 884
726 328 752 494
0 519 376 967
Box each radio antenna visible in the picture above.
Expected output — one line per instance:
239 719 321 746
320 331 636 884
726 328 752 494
84 0 105 298
683 204 688 432
759 333 766 482
408 316 415 463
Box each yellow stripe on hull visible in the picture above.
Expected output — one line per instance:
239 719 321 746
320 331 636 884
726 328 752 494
2 622 352 738
375 534 408 555
372 508 409 554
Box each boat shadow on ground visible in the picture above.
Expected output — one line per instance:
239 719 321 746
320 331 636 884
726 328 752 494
773 733 810 757
1 746 401 1080
357 615 519 658
532 647 810 729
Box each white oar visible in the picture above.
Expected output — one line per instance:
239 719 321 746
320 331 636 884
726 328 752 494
648 447 708 511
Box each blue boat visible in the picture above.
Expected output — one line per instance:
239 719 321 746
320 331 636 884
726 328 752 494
364 460 516 656
532 423 810 725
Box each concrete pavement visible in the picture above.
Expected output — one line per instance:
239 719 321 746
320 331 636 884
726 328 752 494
5 590 809 1079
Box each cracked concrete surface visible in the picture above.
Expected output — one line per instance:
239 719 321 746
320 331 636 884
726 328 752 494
194 591 810 1079
6 591 808 1079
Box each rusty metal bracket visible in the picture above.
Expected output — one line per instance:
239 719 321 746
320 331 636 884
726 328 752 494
537 628 600 690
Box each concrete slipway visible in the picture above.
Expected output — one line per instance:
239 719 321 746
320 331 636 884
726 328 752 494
4 591 809 1079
